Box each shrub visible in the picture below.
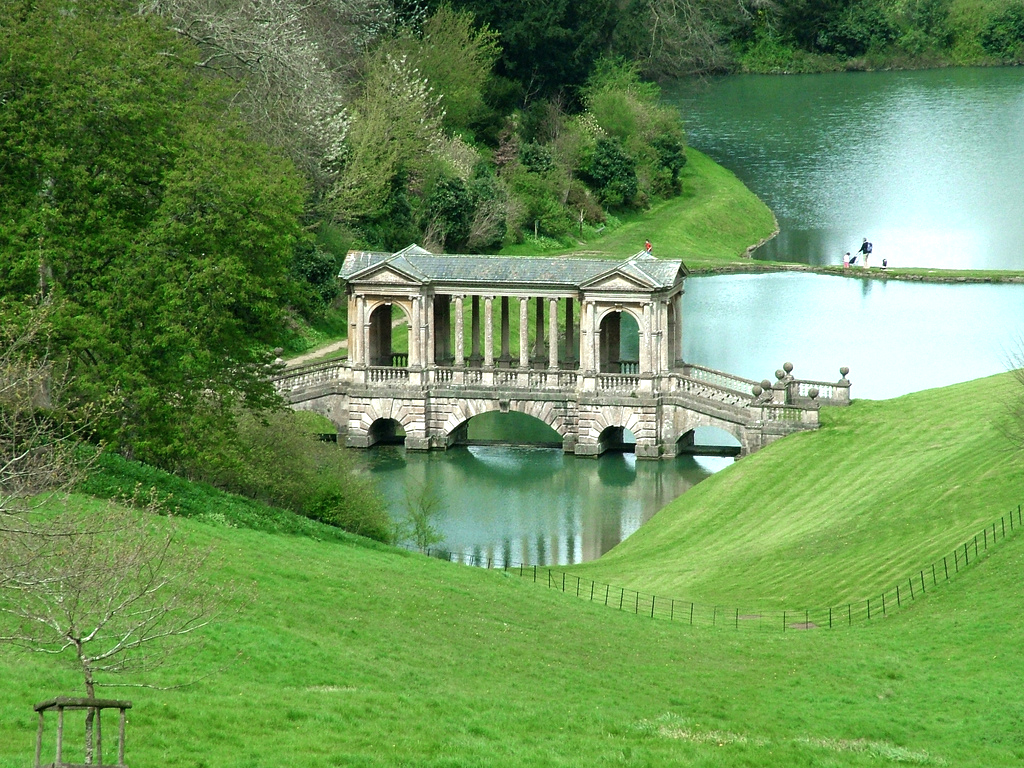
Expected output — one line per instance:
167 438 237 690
586 138 637 208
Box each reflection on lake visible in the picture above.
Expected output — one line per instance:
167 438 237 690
366 444 729 566
664 68 1024 270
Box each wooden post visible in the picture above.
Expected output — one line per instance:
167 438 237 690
35 711 43 768
119 707 127 766
55 705 64 767
96 706 102 765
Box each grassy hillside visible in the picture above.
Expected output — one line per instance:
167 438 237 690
2 373 1022 767
502 149 778 269
572 373 1024 606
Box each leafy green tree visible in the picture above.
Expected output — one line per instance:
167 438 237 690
586 139 638 208
404 5 501 136
425 176 475 251
0 1 306 466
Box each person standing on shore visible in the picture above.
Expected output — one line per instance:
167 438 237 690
858 238 872 268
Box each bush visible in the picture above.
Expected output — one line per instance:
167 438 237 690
586 138 637 208
981 4 1024 57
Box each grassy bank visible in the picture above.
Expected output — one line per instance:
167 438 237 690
571 373 1024 606
2 374 1024 766
501 149 778 268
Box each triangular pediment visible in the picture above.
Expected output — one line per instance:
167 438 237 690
356 263 423 285
581 267 656 291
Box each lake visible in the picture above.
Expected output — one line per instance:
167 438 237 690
369 68 1024 565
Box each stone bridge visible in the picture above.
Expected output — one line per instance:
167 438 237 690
272 246 851 458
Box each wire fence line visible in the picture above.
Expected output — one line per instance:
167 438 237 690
415 503 1024 632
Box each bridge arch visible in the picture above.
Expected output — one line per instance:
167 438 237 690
352 398 423 441
442 398 569 441
663 409 747 453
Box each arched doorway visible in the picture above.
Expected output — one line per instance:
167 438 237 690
596 425 637 456
368 304 410 367
599 311 640 374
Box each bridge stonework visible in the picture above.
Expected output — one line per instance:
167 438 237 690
274 247 852 459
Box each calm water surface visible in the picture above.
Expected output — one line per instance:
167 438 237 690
664 68 1024 269
370 69 1024 564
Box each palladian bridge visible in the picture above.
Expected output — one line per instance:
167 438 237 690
273 245 851 458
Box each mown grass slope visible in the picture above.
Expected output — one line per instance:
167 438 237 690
502 149 778 269
1 373 1022 767
572 372 1024 607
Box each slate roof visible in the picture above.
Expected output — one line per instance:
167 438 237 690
340 245 686 291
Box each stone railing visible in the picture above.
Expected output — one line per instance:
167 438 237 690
787 377 851 407
762 404 818 425
368 366 409 383
669 374 755 407
597 373 640 392
683 363 760 395
272 356 348 392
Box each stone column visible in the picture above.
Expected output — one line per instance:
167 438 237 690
484 296 494 367
470 295 481 365
409 297 420 368
565 298 575 366
426 293 435 367
641 302 652 374
360 297 370 367
519 297 529 369
533 297 545 363
658 300 669 374
673 292 684 367
548 297 559 370
500 296 511 366
454 295 465 367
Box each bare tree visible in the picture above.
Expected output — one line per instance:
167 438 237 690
1 309 240 762
0 496 234 762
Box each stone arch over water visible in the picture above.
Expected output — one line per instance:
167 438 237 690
442 398 569 441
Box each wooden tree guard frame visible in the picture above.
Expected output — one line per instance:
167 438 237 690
34 697 132 768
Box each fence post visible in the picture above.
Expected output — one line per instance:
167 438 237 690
984 528 988 550
974 535 978 559
867 599 871 620
713 606 717 626
908 578 914 600
652 596 657 619
735 608 739 629
690 602 694 625
896 585 901 608
562 573 566 592
933 563 937 585
576 575 580 597
605 584 610 606
619 588 624 610
671 599 675 621
1002 517 1006 537
829 607 832 629
635 592 639 614
548 569 552 588
921 570 926 593
848 604 852 626
534 565 537 582
882 593 886 616
783 610 786 631
590 581 595 601
954 550 959 573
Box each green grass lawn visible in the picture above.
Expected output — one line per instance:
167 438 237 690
571 373 1024 608
2 373 1023 767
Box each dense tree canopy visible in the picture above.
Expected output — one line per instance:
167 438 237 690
0 1 306 465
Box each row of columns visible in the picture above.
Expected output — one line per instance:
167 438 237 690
350 291 681 375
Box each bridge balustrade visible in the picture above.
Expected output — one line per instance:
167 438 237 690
788 379 850 406
368 366 409 383
670 375 755 407
683 363 760 395
597 373 641 391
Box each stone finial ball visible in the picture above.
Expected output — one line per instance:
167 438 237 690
808 387 819 399
840 366 850 377
783 362 794 374
752 385 763 396
775 369 785 380
761 379 772 391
